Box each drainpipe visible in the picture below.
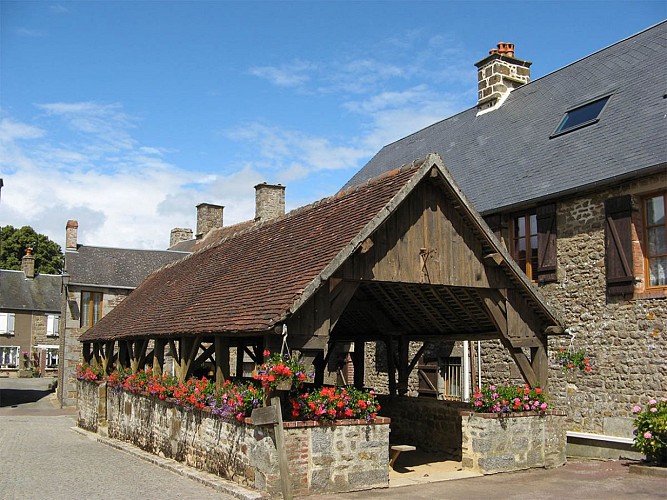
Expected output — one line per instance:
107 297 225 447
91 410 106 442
477 341 482 389
463 341 470 401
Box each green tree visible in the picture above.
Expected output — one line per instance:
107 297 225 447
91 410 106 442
0 225 64 275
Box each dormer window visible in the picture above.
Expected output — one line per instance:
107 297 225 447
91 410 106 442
552 96 610 137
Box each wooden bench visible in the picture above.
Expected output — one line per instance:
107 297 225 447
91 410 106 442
389 444 416 468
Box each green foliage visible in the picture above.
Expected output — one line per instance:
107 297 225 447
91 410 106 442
0 225 63 275
633 398 667 465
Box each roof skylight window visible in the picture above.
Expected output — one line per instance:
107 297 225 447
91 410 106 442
552 96 610 136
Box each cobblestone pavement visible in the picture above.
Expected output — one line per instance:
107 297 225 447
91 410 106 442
0 378 236 500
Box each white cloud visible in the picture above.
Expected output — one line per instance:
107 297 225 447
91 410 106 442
248 60 315 88
0 105 262 251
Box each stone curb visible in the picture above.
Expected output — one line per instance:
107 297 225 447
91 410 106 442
71 426 266 500
628 464 667 479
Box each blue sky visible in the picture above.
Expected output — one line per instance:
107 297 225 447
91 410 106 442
1 1 664 251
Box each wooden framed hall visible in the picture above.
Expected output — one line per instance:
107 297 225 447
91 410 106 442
79 153 564 395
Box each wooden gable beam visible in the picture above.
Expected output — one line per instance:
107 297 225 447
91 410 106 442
479 288 541 388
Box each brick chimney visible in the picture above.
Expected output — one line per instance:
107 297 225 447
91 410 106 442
195 203 224 239
65 220 78 250
170 227 193 247
475 42 531 112
254 183 285 222
21 247 35 279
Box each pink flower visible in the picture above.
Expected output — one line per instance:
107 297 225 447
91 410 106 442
649 399 657 405
650 407 657 413
489 385 496 391
540 402 548 410
644 431 652 439
632 405 642 413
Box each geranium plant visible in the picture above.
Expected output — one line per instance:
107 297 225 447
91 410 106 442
253 350 308 392
473 384 548 414
289 386 381 422
554 348 592 372
632 398 667 465
75 362 105 382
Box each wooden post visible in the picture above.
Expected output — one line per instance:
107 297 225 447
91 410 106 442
271 396 293 500
313 351 325 387
353 340 365 389
386 339 397 396
470 341 478 391
118 341 129 370
82 342 92 364
236 345 244 379
397 337 409 396
531 342 549 391
153 339 166 377
214 336 230 388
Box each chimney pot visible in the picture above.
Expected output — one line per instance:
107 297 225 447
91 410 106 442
196 203 224 239
475 42 531 112
254 183 286 222
65 220 78 250
21 247 35 279
170 227 193 247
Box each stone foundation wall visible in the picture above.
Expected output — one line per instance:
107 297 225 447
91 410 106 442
89 388 389 496
77 380 104 432
378 396 469 459
461 411 566 474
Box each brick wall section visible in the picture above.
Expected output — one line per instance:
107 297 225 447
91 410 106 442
461 411 566 473
91 388 389 496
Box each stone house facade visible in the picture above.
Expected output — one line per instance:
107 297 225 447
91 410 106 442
345 22 666 451
0 249 61 377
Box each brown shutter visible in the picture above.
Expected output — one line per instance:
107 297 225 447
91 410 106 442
537 204 557 283
604 195 634 296
484 214 503 242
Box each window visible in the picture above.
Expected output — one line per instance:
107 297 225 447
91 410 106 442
443 357 462 400
512 211 538 280
0 312 16 335
81 292 103 327
510 205 558 283
552 96 610 136
0 346 19 368
45 347 59 369
644 193 667 287
46 314 60 337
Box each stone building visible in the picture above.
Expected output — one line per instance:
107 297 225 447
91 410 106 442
344 22 666 454
0 249 61 377
58 221 188 406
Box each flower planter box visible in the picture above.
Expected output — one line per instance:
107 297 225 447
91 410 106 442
79 385 390 496
460 410 566 474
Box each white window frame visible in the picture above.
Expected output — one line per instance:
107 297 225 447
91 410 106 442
0 312 16 335
46 314 60 337
0 346 20 368
45 347 59 369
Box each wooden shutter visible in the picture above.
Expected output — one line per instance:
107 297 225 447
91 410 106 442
537 204 558 283
604 195 634 295
484 214 503 242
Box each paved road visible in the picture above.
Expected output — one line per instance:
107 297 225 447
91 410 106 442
0 378 234 500
2 378 665 500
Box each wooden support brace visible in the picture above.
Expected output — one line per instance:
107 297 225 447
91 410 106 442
214 337 230 388
153 339 166 377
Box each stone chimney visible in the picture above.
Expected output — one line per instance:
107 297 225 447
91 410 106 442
65 220 78 250
170 227 193 247
254 183 285 222
475 42 531 112
21 247 35 279
195 203 224 239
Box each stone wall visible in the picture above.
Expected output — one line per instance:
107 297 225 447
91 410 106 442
461 411 566 474
479 172 667 439
92 388 389 496
77 380 105 432
59 286 131 407
378 396 468 459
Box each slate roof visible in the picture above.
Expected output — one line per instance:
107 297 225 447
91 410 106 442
80 154 561 343
0 270 61 313
66 246 188 289
343 22 667 214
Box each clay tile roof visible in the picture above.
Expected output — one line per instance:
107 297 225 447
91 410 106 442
80 160 425 342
